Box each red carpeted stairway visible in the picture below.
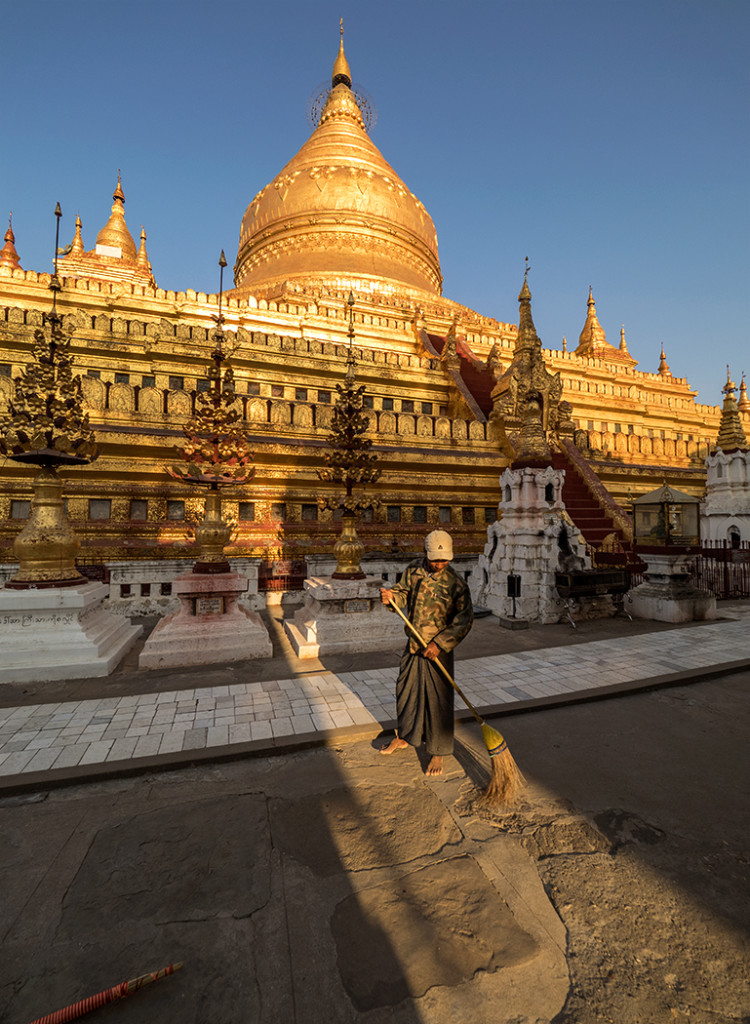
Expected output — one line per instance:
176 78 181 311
551 447 644 572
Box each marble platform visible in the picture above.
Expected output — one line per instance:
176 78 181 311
0 581 141 684
625 553 717 623
284 575 406 659
138 570 272 670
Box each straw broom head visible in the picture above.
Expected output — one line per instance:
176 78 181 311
480 723 524 806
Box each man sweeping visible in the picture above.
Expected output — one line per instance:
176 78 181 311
379 529 473 775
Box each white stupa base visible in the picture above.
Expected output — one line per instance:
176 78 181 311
625 552 717 623
625 583 717 623
284 575 406 659
139 570 272 670
0 581 142 683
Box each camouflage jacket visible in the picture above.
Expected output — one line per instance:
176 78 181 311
389 559 473 654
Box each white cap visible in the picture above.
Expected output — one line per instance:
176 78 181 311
425 529 453 561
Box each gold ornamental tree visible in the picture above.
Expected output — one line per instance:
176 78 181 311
317 293 381 578
167 253 254 573
0 206 98 587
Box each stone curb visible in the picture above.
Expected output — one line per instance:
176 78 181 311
1 658 748 798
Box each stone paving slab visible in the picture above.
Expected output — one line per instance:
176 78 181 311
1 616 748 792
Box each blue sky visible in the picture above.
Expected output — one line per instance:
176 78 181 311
2 0 748 406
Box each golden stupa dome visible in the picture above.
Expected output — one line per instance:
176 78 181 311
94 173 137 260
234 31 442 297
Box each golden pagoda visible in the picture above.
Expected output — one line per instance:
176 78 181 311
0 27 746 605
234 26 441 299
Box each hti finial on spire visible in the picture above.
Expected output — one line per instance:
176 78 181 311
518 257 532 303
113 170 125 203
332 18 352 88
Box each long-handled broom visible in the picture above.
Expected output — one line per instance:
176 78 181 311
28 962 183 1024
388 598 524 805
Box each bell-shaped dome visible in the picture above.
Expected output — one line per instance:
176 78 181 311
95 174 137 259
234 37 442 297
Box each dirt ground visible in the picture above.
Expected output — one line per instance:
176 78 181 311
1 673 748 1024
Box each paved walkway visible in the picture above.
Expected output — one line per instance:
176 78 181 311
1 604 748 792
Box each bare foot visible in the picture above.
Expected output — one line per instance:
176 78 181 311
425 756 444 776
380 737 409 755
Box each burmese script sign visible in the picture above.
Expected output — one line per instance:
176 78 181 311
195 597 224 616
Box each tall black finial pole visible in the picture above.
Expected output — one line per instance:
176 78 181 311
49 203 63 324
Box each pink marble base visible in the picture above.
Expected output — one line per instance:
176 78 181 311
139 571 272 669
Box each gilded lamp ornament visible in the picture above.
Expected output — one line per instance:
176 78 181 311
317 292 381 578
0 204 98 588
167 252 255 573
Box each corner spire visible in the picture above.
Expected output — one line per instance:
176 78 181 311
332 18 352 88
576 286 608 354
69 215 85 256
715 367 748 452
739 372 750 414
0 213 21 270
658 345 671 376
516 261 541 353
136 226 150 269
619 324 629 354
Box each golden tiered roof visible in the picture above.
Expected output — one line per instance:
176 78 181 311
233 28 442 298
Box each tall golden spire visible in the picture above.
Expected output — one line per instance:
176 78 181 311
95 172 137 259
69 215 85 256
136 227 150 269
619 324 629 354
0 214 21 269
332 18 352 88
658 345 671 376
739 372 750 414
576 286 608 354
715 367 748 452
515 262 542 354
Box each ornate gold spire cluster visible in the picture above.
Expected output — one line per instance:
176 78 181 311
56 174 154 285
489 266 573 460
714 367 748 452
233 25 441 298
575 287 636 365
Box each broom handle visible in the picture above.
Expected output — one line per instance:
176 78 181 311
387 598 483 725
